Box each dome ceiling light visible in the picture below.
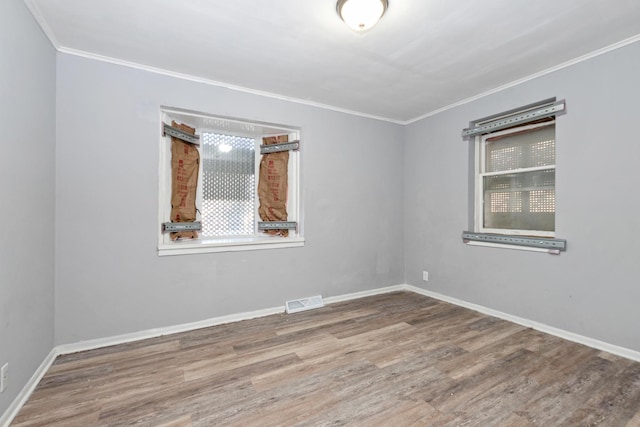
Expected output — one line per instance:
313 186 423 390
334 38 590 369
336 0 389 32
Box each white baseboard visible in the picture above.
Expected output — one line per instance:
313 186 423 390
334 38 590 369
4 282 640 426
0 348 58 427
403 284 640 363
57 284 406 355
56 305 287 356
323 284 406 305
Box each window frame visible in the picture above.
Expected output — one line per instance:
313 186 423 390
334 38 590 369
158 108 304 256
474 120 556 238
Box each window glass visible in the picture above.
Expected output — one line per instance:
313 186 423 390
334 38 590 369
483 169 555 231
485 125 555 172
201 133 256 237
479 121 555 235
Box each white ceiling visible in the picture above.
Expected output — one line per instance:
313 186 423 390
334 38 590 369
26 0 640 123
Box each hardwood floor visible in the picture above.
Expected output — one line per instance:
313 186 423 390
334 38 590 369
11 292 640 426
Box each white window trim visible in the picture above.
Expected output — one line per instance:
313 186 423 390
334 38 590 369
474 120 556 238
158 108 304 256
158 236 305 256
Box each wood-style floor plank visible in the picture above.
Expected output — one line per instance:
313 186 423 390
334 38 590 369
10 291 640 426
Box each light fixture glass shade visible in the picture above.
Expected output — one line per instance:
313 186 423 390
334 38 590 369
337 0 388 31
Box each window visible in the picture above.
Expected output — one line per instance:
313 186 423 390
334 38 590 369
478 120 556 236
158 108 303 256
201 132 256 237
462 99 567 253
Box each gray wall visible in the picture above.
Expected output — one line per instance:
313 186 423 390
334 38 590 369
404 41 640 352
54 54 405 344
4 8 639 418
0 0 56 416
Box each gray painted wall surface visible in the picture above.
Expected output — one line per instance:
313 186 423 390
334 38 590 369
404 41 640 352
0 0 56 415
54 54 405 344
3 12 640 420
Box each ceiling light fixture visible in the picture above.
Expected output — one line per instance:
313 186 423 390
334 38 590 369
337 0 388 32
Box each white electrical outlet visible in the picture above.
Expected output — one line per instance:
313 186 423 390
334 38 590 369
1 362 8 393
422 271 429 281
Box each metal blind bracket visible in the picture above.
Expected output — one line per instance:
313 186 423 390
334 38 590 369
260 141 299 154
462 100 565 138
462 231 566 252
258 221 298 231
163 123 200 145
162 222 202 232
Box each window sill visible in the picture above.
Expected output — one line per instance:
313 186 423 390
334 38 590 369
158 236 305 256
464 240 561 254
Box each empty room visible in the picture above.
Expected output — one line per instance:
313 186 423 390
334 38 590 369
2 0 640 425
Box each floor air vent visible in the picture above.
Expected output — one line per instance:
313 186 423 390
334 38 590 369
285 295 324 314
